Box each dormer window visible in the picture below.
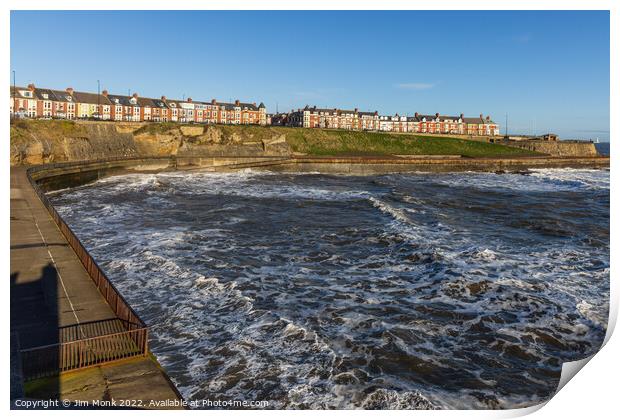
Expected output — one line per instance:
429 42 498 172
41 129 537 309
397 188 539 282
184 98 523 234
20 90 32 98
66 96 72 102
42 93 49 99
130 98 137 104
114 98 120 104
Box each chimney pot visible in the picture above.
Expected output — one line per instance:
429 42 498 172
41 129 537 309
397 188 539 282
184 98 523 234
415 112 419 118
102 90 108 96
211 99 217 104
235 99 240 106
27 83 35 91
187 97 192 102
161 95 167 101
66 87 74 94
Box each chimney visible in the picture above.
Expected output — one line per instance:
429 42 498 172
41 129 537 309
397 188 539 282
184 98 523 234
187 97 192 102
66 87 74 95
460 113 464 119
374 111 378 116
480 113 483 119
354 108 358 113
414 112 419 118
27 83 35 91
435 112 440 118
486 115 490 121
211 99 217 105
252 102 256 107
161 95 167 101
102 90 108 96
235 99 240 106
133 93 139 98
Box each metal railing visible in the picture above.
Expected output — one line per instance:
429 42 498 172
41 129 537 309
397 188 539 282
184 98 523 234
21 166 150 380
21 326 148 380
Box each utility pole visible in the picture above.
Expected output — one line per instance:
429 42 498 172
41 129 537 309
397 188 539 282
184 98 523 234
97 79 100 119
505 113 508 137
12 70 16 117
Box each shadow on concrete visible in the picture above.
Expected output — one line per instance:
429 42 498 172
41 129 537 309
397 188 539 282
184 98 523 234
10 262 61 400
11 243 69 251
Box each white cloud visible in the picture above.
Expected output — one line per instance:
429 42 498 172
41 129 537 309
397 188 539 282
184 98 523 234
395 82 436 90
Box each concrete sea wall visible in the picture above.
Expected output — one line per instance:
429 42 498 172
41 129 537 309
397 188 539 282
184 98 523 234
499 140 598 157
272 156 609 175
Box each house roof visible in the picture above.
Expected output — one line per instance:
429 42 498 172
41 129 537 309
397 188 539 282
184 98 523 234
164 99 182 108
137 97 158 108
10 86 37 100
72 90 112 105
107 94 135 106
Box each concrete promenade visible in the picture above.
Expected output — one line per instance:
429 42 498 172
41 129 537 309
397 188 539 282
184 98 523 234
10 166 183 407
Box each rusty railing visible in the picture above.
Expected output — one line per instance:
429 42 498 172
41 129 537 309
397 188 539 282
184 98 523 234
20 326 148 380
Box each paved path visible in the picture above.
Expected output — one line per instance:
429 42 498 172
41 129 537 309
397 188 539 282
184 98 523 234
11 167 117 348
10 166 183 408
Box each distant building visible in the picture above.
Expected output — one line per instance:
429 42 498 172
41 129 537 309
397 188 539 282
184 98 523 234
285 106 500 135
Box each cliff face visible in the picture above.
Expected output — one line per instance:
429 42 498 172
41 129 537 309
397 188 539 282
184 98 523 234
10 121 292 166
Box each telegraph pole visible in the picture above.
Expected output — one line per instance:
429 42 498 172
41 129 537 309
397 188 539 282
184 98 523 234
97 79 100 119
505 113 508 137
12 70 16 117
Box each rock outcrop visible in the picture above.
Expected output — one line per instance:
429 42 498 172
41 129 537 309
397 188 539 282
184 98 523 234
10 120 291 166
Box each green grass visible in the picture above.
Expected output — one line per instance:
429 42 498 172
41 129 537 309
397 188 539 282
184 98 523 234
271 127 540 158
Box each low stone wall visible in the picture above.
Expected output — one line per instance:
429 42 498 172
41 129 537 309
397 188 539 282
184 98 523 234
500 140 598 157
273 156 609 175
28 156 291 192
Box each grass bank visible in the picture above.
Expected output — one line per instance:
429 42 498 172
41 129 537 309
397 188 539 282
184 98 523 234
271 127 540 158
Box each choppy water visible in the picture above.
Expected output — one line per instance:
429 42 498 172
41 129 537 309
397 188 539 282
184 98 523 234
49 168 609 409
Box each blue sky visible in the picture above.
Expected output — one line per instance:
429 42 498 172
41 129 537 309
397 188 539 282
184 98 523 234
11 10 610 141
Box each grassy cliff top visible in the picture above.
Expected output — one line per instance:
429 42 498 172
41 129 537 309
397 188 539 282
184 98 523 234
11 119 87 142
274 127 538 158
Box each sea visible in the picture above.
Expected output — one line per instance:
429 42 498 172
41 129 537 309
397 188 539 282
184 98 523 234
595 142 610 157
49 167 610 409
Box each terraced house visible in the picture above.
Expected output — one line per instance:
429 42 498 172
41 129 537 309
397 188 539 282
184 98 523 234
287 105 500 136
9 83 268 126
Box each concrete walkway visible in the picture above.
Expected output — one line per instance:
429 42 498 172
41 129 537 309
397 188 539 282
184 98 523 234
10 166 183 408
11 167 116 348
